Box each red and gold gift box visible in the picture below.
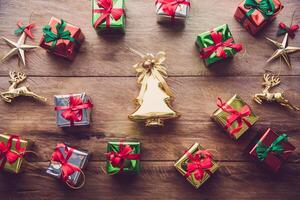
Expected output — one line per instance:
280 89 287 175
174 143 219 189
39 17 85 61
234 0 283 35
0 134 31 173
249 128 295 172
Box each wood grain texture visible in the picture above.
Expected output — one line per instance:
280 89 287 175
0 0 300 199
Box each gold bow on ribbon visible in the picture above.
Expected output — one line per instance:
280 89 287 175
133 51 173 104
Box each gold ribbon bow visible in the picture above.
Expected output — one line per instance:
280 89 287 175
133 51 173 105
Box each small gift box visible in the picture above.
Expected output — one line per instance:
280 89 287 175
0 134 30 173
40 17 85 61
54 93 93 127
174 143 218 189
249 128 295 172
46 143 89 188
196 24 242 66
155 0 190 22
211 94 259 140
105 141 140 175
92 0 126 33
234 0 283 35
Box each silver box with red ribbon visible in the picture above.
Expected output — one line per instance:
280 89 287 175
54 93 93 127
155 0 190 22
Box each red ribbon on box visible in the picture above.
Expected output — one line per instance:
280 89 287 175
200 31 242 59
184 150 213 181
155 0 190 19
105 142 140 173
0 135 25 169
217 98 252 135
51 143 81 182
93 0 124 28
55 96 93 126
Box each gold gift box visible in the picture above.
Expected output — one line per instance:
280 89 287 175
174 143 219 189
0 134 30 173
211 94 259 140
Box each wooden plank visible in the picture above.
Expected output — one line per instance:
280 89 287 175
0 0 299 76
0 162 299 200
0 76 299 161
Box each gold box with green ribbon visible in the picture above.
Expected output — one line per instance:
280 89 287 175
211 94 259 140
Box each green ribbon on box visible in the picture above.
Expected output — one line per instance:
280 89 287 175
244 0 275 18
42 19 75 49
256 133 287 161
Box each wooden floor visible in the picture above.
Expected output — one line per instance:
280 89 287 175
0 0 300 199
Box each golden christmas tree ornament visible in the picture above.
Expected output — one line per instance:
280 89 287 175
0 71 47 103
1 32 38 66
128 51 180 127
253 74 299 111
265 33 300 69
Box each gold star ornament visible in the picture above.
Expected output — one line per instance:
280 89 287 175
1 32 38 66
265 33 300 69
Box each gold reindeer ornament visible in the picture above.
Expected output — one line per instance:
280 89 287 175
1 71 47 103
253 74 299 111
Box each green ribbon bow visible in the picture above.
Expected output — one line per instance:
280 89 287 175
256 133 288 161
14 26 26 35
42 19 75 49
244 0 276 18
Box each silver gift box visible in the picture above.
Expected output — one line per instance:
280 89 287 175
54 93 92 127
46 144 89 186
155 1 190 22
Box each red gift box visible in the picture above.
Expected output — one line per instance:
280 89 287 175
39 17 85 61
234 0 283 35
249 128 295 172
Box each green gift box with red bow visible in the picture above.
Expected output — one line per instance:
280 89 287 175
174 143 219 189
0 134 30 173
105 141 140 175
195 24 243 66
40 17 85 61
92 0 126 33
211 94 259 140
249 129 295 172
234 0 284 35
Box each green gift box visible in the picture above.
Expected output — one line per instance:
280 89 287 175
92 0 126 33
196 24 242 66
0 134 30 173
174 143 219 189
106 141 140 175
211 94 259 140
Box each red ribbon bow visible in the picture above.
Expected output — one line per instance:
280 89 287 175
0 135 25 169
278 22 299 39
185 150 213 181
217 98 252 135
55 96 93 126
105 142 140 172
200 31 242 59
16 20 35 39
156 0 190 19
93 0 124 28
51 143 81 182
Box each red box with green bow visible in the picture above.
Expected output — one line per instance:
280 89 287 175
249 128 295 173
39 17 85 61
234 0 283 35
92 0 125 33
105 141 140 175
0 134 30 173
196 24 242 66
